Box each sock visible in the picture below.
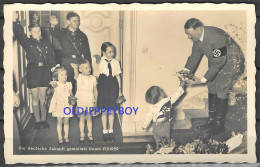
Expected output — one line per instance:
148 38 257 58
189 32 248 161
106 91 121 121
108 129 113 133
103 129 108 134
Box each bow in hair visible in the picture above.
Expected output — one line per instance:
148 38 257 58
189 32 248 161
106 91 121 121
51 64 60 72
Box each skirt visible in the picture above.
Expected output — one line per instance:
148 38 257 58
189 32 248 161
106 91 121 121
26 63 51 89
97 74 119 111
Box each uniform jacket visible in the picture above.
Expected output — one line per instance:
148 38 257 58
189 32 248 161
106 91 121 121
49 26 92 65
13 21 56 68
185 26 243 81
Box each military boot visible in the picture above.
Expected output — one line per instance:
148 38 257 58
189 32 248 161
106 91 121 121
197 93 217 130
206 98 228 135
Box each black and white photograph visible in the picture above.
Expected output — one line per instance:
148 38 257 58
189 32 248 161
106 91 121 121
4 3 256 164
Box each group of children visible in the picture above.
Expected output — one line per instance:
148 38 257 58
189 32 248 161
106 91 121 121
48 42 122 146
14 11 189 148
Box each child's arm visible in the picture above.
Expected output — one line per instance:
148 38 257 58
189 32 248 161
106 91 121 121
71 63 79 79
170 86 185 105
93 85 98 107
116 74 122 97
142 106 154 129
13 20 30 51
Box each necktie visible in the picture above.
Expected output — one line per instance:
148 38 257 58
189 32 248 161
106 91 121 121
105 59 112 76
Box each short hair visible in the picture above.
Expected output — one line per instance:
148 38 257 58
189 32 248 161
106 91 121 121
66 12 80 20
145 86 167 104
78 59 90 66
184 18 203 29
101 42 114 57
28 23 40 31
52 66 67 81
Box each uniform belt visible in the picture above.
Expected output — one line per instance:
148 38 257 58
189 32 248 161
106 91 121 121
28 62 45 66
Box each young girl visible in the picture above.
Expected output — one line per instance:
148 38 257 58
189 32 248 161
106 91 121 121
49 66 74 146
97 42 123 142
13 12 56 129
142 79 185 148
71 59 98 144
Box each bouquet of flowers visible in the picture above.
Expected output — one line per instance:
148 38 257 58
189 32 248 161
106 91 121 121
68 95 77 105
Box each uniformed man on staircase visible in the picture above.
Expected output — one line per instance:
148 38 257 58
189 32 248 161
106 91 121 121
179 18 244 135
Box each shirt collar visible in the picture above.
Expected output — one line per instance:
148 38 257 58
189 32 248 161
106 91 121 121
199 27 204 42
102 56 112 62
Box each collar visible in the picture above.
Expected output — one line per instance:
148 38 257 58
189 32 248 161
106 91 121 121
102 56 112 62
30 36 42 42
66 27 80 34
199 27 204 42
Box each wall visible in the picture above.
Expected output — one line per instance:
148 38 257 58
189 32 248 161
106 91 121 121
134 10 247 123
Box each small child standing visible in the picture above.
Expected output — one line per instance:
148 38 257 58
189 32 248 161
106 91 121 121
71 59 98 144
97 42 123 142
49 66 74 146
142 79 185 148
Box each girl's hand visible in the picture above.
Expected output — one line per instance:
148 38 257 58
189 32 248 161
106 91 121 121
116 95 126 104
71 63 78 69
50 81 58 88
50 15 59 27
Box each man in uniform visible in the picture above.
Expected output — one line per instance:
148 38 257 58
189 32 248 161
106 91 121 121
49 12 92 93
179 18 244 135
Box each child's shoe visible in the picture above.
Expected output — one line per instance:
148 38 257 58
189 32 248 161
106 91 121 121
79 136 84 145
88 135 94 144
103 133 109 142
64 138 70 145
41 121 50 128
34 122 41 129
58 139 64 146
108 133 115 142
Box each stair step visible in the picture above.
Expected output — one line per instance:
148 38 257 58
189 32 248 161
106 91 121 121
183 109 209 119
123 136 154 143
172 115 192 130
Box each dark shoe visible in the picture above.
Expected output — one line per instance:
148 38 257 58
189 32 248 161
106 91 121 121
64 138 70 145
206 98 228 135
88 136 94 144
79 137 85 145
34 122 41 129
108 133 115 142
41 121 49 128
103 133 109 142
197 93 217 130
58 139 64 146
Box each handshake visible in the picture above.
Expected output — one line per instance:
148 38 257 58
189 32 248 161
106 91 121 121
177 69 203 86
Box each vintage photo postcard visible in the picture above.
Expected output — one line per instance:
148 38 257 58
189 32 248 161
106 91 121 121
4 3 256 164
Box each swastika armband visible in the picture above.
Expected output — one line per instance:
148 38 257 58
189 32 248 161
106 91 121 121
212 46 227 58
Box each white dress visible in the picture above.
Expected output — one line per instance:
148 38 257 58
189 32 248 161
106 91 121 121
75 74 97 108
49 82 73 117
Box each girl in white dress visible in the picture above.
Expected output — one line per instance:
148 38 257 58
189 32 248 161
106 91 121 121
71 59 98 144
49 65 75 146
